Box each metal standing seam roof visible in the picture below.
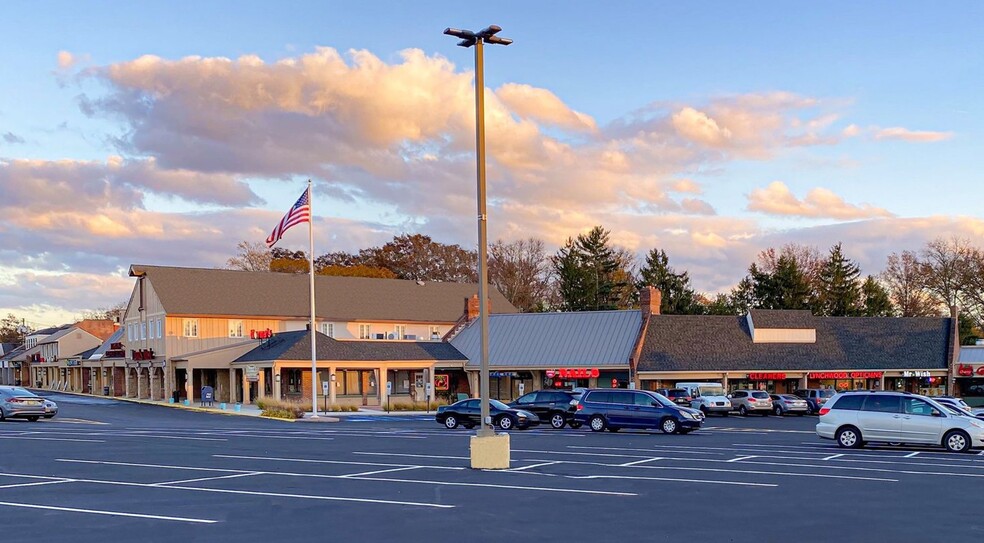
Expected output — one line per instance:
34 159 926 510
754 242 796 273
234 330 468 363
129 265 518 323
960 346 984 364
88 328 126 360
450 310 642 368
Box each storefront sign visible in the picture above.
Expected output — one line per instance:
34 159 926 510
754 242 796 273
490 371 519 378
748 372 786 380
434 374 449 391
553 368 600 379
957 364 984 377
245 365 259 382
809 371 883 379
902 371 932 378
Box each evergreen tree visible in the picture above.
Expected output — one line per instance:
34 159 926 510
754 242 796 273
750 257 812 310
861 275 895 317
636 248 703 314
551 238 590 311
815 243 862 316
550 226 631 311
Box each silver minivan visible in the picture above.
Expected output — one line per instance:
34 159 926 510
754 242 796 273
816 391 984 453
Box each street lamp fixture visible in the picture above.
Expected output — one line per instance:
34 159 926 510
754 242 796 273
443 25 511 443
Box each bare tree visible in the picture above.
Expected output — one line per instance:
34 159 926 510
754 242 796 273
918 237 977 318
79 300 128 323
881 250 939 317
757 243 825 284
959 247 984 330
489 238 553 312
226 241 273 271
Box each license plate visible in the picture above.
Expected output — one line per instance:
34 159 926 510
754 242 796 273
25 401 40 406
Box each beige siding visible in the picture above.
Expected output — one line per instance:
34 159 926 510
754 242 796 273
165 317 282 358
752 328 816 344
122 278 167 357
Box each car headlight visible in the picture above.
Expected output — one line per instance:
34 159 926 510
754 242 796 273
683 411 697 420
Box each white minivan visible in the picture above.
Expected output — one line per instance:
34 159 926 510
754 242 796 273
677 382 732 416
816 391 984 453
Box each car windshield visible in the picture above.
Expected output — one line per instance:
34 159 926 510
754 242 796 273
648 392 676 407
490 400 511 410
699 387 725 396
4 387 37 397
939 404 965 416
820 390 835 398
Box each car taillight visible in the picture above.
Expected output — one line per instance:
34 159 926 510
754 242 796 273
8 398 23 403
818 407 831 416
576 403 583 411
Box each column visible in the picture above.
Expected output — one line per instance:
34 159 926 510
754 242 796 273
468 371 479 399
136 368 144 399
722 373 730 390
272 365 281 400
378 366 388 408
149 369 158 401
185 366 195 403
799 375 809 390
257 370 266 399
241 369 250 405
328 366 337 407
228 368 238 404
125 368 132 397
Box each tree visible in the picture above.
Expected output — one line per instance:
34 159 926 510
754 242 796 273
881 250 939 317
814 243 863 316
750 256 812 310
860 276 894 317
552 226 631 311
314 251 362 269
552 237 590 311
359 234 477 282
317 265 397 279
488 238 553 312
227 241 273 271
918 237 976 323
959 247 984 332
0 313 30 344
636 248 704 314
757 244 825 291
269 248 309 274
79 300 128 322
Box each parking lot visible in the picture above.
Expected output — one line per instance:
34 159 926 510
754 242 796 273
2 393 983 542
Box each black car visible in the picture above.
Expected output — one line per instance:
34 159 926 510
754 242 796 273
435 399 539 431
573 389 704 434
794 389 835 414
509 390 582 429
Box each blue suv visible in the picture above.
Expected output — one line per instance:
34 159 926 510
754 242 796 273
574 389 705 434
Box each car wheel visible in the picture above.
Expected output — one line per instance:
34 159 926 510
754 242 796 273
549 412 566 429
836 426 863 449
806 404 814 415
0 409 5 422
738 405 748 416
943 430 972 453
27 416 39 422
774 406 783 416
497 416 514 431
589 415 606 432
443 415 459 429
660 417 678 434
569 421 583 429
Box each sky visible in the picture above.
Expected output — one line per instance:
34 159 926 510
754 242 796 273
1 1 982 328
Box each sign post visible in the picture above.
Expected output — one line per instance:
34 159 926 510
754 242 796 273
386 381 393 412
321 381 330 413
425 382 433 413
518 382 525 397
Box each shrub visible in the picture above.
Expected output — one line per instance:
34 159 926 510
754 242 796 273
256 397 305 419
261 408 301 420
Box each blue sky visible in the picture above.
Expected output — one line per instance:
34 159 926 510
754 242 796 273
0 1 981 325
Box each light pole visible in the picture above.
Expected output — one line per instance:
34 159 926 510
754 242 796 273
443 25 511 438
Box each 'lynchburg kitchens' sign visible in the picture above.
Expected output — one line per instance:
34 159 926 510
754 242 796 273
809 371 884 379
546 368 601 379
957 364 984 377
104 342 126 359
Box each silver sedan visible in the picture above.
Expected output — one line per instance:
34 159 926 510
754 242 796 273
770 394 809 416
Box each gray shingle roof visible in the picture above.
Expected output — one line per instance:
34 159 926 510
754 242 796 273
638 314 952 372
129 265 517 323
451 310 642 368
234 331 467 363
748 309 815 329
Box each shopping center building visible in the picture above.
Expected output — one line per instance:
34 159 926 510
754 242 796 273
635 308 956 396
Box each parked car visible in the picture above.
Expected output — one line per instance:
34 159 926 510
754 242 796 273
435 398 539 431
0 386 46 422
43 398 58 419
795 388 836 414
655 388 693 406
770 394 808 416
729 390 773 416
574 389 704 434
933 397 984 420
816 391 984 453
678 382 731 416
510 390 582 429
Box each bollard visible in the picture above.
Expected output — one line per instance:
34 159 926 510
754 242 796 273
167 398 174 404
219 402 227 410
234 403 242 412
183 399 190 406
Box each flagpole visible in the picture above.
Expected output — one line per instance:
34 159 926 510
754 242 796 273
307 179 319 419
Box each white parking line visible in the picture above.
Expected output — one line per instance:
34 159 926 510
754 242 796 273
154 472 263 486
339 467 421 478
214 454 465 470
727 456 757 463
0 479 75 489
0 435 105 443
823 454 844 460
568 475 778 488
619 458 663 467
904 452 920 458
508 462 561 471
0 501 217 524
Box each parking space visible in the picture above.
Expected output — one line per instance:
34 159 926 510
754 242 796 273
2 394 984 541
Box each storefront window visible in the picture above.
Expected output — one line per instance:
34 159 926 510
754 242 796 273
958 378 984 407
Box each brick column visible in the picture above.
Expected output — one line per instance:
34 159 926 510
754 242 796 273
241 369 251 405
185 366 194 403
272 365 281 400
229 368 238 404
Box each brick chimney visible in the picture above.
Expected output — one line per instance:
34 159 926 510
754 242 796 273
640 287 662 320
466 295 480 321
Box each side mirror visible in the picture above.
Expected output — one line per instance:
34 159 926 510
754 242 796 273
932 410 944 417
726 394 732 399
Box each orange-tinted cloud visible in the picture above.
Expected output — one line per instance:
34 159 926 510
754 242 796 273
747 181 894 220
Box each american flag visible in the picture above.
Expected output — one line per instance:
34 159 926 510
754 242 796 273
265 187 311 248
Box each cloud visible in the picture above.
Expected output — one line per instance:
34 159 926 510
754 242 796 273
3 132 26 144
747 181 894 220
672 107 732 147
873 126 953 142
57 51 76 68
496 83 597 132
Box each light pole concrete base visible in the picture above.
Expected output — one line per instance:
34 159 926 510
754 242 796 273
470 433 510 469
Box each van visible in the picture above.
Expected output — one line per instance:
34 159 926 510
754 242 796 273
574 389 705 434
677 382 732 416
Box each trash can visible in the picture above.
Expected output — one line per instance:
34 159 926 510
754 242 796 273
103 386 110 396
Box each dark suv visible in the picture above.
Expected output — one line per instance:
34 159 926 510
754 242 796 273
795 389 836 415
656 388 693 406
510 390 582 429
574 389 704 434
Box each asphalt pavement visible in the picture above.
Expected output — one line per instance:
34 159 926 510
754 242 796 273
1 392 982 542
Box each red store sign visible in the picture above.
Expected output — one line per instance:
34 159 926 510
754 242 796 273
748 373 787 381
809 371 884 380
546 368 600 379
957 364 984 377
